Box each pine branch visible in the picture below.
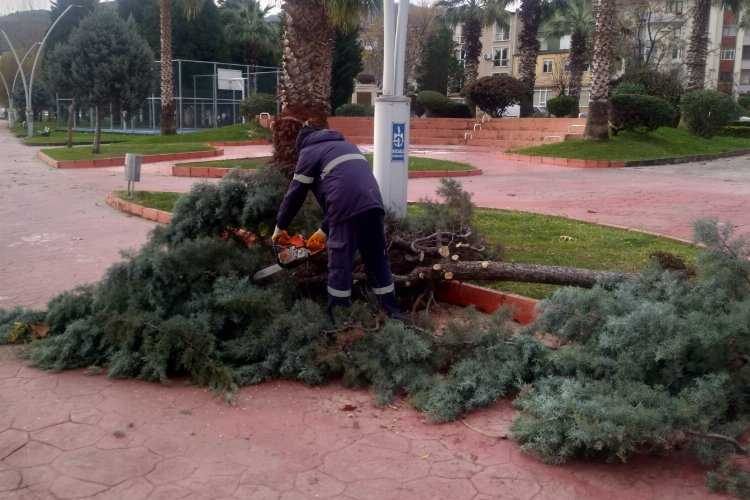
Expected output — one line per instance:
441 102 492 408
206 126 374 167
687 430 749 455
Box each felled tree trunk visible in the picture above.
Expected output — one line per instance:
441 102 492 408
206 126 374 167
399 261 635 288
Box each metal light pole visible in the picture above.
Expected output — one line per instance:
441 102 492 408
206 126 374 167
373 0 410 218
6 43 42 129
25 4 79 138
0 31 30 133
0 71 11 127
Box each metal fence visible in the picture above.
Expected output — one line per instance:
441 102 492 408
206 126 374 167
56 59 280 133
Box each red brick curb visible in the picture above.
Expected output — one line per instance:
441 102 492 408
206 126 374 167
208 139 271 147
498 148 750 169
171 165 483 179
497 152 625 168
105 192 172 224
38 147 224 169
435 281 538 325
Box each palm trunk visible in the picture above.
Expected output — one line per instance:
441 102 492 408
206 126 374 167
274 0 332 172
160 0 176 135
584 0 615 141
462 15 482 89
518 0 542 117
686 0 710 91
568 29 587 117
93 105 102 154
66 98 75 148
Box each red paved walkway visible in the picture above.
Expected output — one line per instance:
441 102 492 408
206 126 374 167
0 347 725 499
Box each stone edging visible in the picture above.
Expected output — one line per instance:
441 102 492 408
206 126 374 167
171 164 483 179
435 281 538 325
105 192 172 224
38 147 224 169
208 139 271 147
498 148 750 168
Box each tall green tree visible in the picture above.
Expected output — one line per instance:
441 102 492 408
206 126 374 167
273 0 376 169
544 0 593 115
62 10 155 152
331 27 363 112
156 0 205 135
437 0 512 88
415 18 460 94
219 0 280 66
47 0 98 52
584 0 616 140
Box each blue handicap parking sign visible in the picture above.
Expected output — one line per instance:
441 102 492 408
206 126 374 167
391 123 405 162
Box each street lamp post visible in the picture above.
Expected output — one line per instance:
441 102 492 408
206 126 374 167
5 43 42 130
373 0 410 218
0 4 78 138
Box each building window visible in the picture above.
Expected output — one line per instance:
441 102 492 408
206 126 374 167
719 71 733 83
494 23 510 42
667 0 684 15
740 70 750 85
579 89 590 108
542 59 553 73
723 25 738 37
721 48 736 60
672 46 683 60
744 46 750 60
533 88 552 107
493 47 509 67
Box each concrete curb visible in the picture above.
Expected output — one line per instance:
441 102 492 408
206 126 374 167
171 164 483 179
208 139 271 147
498 148 750 169
435 281 538 325
38 147 224 169
105 192 172 224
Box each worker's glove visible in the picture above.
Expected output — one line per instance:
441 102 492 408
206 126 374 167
271 226 289 244
306 228 327 252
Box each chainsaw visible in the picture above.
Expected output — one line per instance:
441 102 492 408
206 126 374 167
252 233 325 283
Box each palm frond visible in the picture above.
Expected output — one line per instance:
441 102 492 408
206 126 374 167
324 0 378 32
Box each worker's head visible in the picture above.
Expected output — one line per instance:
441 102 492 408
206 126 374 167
295 122 323 153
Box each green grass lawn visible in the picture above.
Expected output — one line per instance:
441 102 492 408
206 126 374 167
42 142 213 161
517 127 750 162
127 123 269 144
118 191 696 299
175 156 272 170
23 130 132 146
364 153 472 172
116 191 182 212
473 208 697 298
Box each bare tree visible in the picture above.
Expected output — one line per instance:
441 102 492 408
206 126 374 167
619 0 686 71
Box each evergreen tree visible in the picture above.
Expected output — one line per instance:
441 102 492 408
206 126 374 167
415 19 459 94
62 10 155 152
330 27 363 113
47 0 98 52
219 0 281 67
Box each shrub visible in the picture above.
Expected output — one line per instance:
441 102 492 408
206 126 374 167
681 90 742 138
613 82 646 95
357 73 376 84
416 90 450 117
440 101 473 118
610 94 677 134
334 103 374 116
737 95 750 112
240 93 276 121
546 95 578 117
718 126 750 138
619 68 684 108
465 74 526 117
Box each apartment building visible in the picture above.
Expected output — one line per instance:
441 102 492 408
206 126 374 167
449 0 746 113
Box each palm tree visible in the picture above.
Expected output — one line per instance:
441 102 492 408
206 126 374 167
584 0 616 140
685 0 744 91
273 0 375 169
159 0 204 135
517 0 564 116
544 0 593 116
438 0 512 88
219 0 280 66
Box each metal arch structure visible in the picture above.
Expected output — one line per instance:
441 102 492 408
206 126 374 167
373 0 410 218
